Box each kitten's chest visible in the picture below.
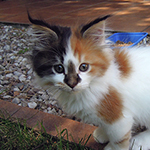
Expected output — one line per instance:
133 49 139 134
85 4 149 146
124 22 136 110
58 90 102 126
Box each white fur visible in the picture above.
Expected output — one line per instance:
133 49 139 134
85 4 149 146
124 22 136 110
29 16 150 149
130 130 150 150
65 46 150 149
37 43 150 149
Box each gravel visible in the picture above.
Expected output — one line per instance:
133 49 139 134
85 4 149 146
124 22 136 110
0 24 67 118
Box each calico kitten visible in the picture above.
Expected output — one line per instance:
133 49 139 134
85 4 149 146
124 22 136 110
28 14 150 150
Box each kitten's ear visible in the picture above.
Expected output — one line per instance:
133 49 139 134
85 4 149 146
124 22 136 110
27 13 58 46
80 15 111 44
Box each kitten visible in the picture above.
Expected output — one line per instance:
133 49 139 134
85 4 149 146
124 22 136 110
28 14 150 150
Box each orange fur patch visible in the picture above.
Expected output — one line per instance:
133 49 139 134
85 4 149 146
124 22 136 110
97 87 123 124
85 51 110 76
70 29 110 77
114 49 131 78
70 34 83 62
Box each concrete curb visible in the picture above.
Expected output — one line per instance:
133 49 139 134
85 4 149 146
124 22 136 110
0 100 106 150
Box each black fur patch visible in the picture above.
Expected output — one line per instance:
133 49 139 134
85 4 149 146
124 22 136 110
32 50 57 77
80 15 111 35
28 13 72 77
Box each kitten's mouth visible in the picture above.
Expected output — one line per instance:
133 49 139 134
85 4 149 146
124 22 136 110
61 86 80 93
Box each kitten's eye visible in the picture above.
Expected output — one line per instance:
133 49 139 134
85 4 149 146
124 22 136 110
79 63 89 72
54 64 64 74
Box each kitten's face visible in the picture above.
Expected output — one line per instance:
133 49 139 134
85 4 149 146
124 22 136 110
28 15 112 92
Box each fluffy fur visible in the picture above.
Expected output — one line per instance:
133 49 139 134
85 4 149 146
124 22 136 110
28 14 150 150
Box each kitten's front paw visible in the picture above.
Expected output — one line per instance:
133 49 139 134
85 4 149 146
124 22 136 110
93 127 109 144
104 143 121 150
130 131 150 150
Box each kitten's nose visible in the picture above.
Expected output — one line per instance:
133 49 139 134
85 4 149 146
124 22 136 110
64 74 81 89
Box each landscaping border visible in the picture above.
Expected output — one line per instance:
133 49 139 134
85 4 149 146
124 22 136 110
0 99 107 150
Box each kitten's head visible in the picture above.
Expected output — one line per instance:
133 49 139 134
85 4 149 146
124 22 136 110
28 14 112 92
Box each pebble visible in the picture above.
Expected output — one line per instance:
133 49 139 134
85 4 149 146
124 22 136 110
41 94 49 100
19 74 26 82
51 101 57 106
22 103 28 107
13 87 20 92
13 76 19 80
43 110 48 113
12 98 21 104
4 45 10 51
14 71 22 76
28 102 37 109
3 95 12 99
6 73 13 78
21 100 28 107
27 69 32 74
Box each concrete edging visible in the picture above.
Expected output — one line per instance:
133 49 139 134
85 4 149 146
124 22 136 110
0 100 106 150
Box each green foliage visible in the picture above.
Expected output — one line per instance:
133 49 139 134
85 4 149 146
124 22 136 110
18 48 29 54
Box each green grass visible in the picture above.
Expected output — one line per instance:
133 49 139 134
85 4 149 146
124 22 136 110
17 48 29 54
0 115 93 150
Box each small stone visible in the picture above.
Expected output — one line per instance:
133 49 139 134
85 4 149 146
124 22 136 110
14 71 22 76
10 56 16 59
38 98 43 102
58 110 62 116
3 95 11 99
43 110 47 113
19 74 26 82
14 91 20 96
41 105 47 109
41 94 49 100
14 63 19 66
6 73 13 78
52 108 56 113
13 50 18 54
30 98 37 102
12 98 20 104
18 103 22 106
1 80 9 85
45 101 51 105
17 56 23 62
13 75 19 80
10 59 15 64
0 65 5 71
47 107 51 111
13 87 20 92
22 58 27 64
37 91 45 95
26 64 31 69
62 114 67 117
15 83 24 90
27 76 31 80
4 45 10 51
28 102 37 109
47 110 53 114
27 69 32 75
21 101 28 107
51 101 57 106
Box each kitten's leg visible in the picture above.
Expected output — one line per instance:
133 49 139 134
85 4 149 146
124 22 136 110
103 117 133 150
93 127 109 143
130 129 150 150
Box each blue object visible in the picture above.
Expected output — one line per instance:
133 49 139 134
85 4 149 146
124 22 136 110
107 32 148 48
